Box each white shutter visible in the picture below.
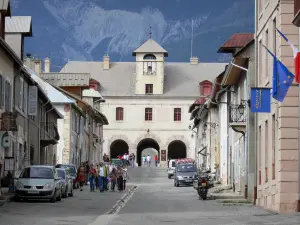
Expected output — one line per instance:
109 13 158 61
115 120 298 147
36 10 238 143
28 86 38 116
152 62 156 74
23 82 28 114
143 62 147 73
19 77 24 110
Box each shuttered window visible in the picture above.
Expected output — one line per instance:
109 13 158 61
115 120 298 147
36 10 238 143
5 81 11 112
0 75 3 108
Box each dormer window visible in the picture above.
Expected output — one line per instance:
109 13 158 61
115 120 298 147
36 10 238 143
143 54 156 75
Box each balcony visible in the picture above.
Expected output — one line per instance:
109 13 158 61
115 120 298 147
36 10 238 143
40 122 60 147
229 103 246 134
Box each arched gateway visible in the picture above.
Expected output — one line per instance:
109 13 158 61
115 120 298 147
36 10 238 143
167 140 187 159
136 138 160 166
110 139 129 159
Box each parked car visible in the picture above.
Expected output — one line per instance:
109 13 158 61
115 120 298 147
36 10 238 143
167 159 176 179
56 168 74 198
14 165 62 202
173 163 198 187
55 164 79 189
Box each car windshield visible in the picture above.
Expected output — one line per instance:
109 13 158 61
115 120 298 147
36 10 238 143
19 167 54 179
171 161 176 167
57 170 66 179
177 164 197 172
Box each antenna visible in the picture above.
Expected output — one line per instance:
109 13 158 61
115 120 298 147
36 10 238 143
191 20 194 58
149 26 152 39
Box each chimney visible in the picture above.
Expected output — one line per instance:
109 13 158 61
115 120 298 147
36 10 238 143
25 53 31 67
103 54 110 70
44 57 50 73
190 56 199 65
34 61 42 75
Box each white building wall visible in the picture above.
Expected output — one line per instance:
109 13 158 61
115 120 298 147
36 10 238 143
219 93 228 184
55 105 66 164
100 98 194 167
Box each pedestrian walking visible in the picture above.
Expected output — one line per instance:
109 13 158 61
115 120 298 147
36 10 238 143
95 164 100 189
77 163 85 191
146 155 151 167
142 155 146 166
154 154 158 167
84 161 90 185
104 163 109 191
109 167 117 191
98 162 107 192
116 165 123 191
89 164 96 192
122 165 129 190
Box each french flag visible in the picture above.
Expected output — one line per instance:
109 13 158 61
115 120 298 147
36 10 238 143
276 28 300 83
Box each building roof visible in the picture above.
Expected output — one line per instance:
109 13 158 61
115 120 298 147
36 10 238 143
40 73 91 87
5 16 32 36
60 61 227 98
27 71 75 105
133 39 168 56
218 33 254 53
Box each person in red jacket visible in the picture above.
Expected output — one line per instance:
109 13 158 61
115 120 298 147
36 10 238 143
154 155 158 167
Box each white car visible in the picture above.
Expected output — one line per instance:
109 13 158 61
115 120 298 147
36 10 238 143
167 160 176 179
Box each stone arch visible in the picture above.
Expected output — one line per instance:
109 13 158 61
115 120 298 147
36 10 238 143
110 140 129 159
167 140 187 159
166 135 189 159
134 133 162 167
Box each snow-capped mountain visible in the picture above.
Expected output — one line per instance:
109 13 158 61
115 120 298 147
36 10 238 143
11 0 254 71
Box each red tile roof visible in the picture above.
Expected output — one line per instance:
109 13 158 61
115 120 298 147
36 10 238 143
218 33 254 53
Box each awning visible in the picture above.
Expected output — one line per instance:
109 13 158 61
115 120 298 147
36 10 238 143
221 57 248 86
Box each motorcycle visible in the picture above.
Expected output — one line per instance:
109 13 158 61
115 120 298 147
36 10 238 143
194 170 214 200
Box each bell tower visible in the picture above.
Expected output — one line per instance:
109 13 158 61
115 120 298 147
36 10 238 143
133 34 168 95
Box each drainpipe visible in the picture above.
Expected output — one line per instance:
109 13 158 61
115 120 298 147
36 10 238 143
254 0 258 205
297 27 300 212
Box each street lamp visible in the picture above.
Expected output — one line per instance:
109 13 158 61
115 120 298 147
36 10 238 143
238 102 244 115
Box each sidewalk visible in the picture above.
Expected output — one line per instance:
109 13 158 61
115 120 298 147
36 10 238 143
0 187 14 206
209 184 245 200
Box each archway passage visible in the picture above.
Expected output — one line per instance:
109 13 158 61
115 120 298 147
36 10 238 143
137 138 160 166
167 140 187 160
110 139 129 159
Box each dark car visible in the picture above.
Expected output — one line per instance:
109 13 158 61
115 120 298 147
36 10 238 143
55 164 78 189
174 163 198 187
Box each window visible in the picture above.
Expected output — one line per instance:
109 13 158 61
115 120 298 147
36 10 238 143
273 18 276 56
143 54 157 75
23 82 28 114
265 29 269 80
259 40 263 85
143 54 156 60
174 108 181 121
0 75 3 108
4 81 11 112
116 107 124 121
18 77 24 110
145 108 152 121
258 126 262 185
265 120 268 183
272 114 275 180
145 84 153 94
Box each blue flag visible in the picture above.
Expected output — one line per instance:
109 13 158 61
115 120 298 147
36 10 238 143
263 45 294 102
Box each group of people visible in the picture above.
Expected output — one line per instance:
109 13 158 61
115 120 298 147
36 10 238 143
142 155 159 167
117 153 136 167
76 161 129 192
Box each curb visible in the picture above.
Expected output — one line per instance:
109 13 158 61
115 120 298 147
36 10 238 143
0 194 14 206
106 185 137 214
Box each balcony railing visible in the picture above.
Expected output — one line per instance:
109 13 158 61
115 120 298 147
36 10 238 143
40 122 60 146
229 104 246 123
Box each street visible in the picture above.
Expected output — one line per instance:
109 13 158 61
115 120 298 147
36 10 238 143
1 168 300 225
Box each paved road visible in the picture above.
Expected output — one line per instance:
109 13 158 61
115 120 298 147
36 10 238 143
1 167 300 225
0 183 131 225
92 167 300 225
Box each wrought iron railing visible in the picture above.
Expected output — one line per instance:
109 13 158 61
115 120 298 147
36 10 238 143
40 122 59 140
229 104 246 123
